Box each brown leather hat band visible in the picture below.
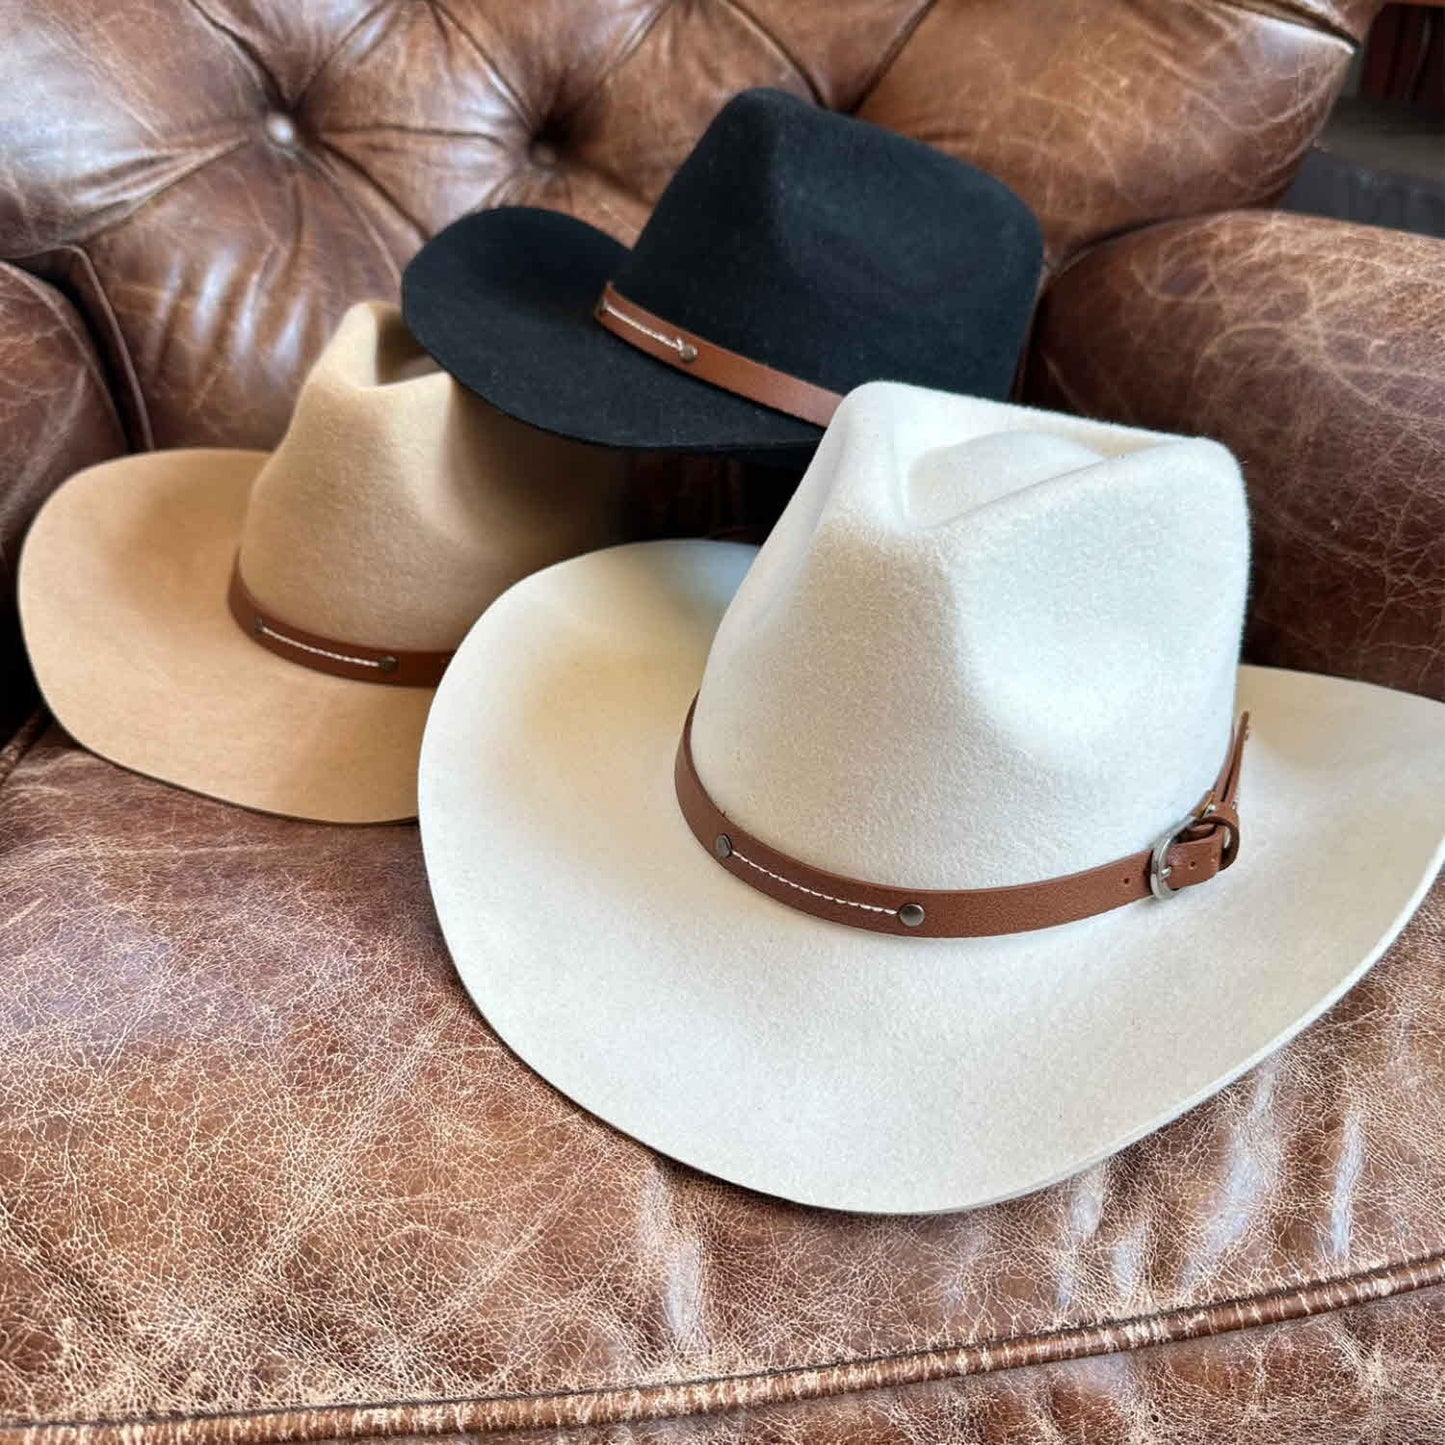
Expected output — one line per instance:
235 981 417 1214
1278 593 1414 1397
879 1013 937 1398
676 702 1249 938
594 283 843 428
226 566 452 687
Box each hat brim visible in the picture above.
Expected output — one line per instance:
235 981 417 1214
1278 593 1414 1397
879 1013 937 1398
19 451 435 824
402 208 823 457
420 540 1445 1214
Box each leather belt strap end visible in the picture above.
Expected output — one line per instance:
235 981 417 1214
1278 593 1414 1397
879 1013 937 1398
594 282 842 429
227 566 452 687
675 704 1248 938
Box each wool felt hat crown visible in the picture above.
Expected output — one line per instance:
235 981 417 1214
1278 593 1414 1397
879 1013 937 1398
401 88 1043 457
19 302 629 823
420 382 1445 1214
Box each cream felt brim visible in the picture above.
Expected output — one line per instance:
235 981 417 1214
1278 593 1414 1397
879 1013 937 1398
420 540 1445 1215
19 451 434 824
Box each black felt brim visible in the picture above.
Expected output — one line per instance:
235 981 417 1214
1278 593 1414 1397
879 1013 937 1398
402 208 824 456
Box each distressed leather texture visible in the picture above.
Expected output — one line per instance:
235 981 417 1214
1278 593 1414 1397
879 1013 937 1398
0 0 1428 681
3 728 1444 1444
1027 212 1445 702
0 265 125 741
5 0 1445 1441
0 0 1377 459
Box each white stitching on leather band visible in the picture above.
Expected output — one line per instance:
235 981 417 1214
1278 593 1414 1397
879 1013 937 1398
253 621 390 670
730 848 897 917
596 297 696 360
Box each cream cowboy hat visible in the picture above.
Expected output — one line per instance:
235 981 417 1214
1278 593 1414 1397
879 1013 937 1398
19 302 628 823
418 382 1445 1214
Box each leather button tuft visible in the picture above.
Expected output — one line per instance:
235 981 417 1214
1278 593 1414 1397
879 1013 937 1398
264 112 299 149
529 139 560 168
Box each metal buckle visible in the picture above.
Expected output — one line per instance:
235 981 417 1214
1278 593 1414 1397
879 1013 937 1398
1149 801 1218 901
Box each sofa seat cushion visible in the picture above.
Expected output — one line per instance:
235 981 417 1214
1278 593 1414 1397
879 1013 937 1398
2 726 1443 1438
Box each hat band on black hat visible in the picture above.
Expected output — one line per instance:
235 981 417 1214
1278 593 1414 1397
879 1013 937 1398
594 283 842 427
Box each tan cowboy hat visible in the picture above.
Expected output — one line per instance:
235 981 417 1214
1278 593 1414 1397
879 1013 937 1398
418 382 1445 1214
19 302 628 823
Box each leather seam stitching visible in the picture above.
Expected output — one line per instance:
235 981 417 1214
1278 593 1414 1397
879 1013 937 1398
713 0 822 105
15 245 155 453
5 1250 1442 1439
852 0 1354 123
0 264 121 415
849 0 940 114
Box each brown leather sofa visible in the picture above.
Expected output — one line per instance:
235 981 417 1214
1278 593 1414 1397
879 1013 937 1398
3 2 1444 1441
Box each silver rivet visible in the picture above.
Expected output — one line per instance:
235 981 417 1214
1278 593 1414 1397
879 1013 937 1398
378 655 399 674
678 342 699 364
898 903 925 928
713 834 732 860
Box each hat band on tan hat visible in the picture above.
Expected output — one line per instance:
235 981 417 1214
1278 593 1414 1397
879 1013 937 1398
675 701 1249 938
226 564 453 688
594 283 843 427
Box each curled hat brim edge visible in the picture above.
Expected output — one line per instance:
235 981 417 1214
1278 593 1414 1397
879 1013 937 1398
402 208 825 458
18 450 435 825
419 539 1445 1214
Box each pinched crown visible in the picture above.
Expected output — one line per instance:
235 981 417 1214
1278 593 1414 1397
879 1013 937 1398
691 383 1249 890
237 303 626 652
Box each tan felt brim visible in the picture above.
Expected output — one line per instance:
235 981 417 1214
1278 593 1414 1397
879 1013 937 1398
419 541 1445 1215
19 451 434 824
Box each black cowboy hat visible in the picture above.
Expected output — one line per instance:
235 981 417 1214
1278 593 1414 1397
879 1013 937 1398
402 89 1043 457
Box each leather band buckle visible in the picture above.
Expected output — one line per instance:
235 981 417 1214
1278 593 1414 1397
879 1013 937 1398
1150 719 1249 898
676 704 1250 938
1150 806 1221 900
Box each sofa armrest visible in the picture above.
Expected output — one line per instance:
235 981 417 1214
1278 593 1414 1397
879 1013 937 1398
1025 212 1445 700
0 263 126 742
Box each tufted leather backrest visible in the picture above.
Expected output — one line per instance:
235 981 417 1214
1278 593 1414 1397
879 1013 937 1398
0 0 1378 455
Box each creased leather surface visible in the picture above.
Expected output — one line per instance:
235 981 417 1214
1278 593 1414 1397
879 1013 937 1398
0 266 125 743
5 1 1441 1439
2 727 1442 1440
322 1285 1445 1442
1027 211 1445 702
0 0 1367 461
856 0 1354 265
